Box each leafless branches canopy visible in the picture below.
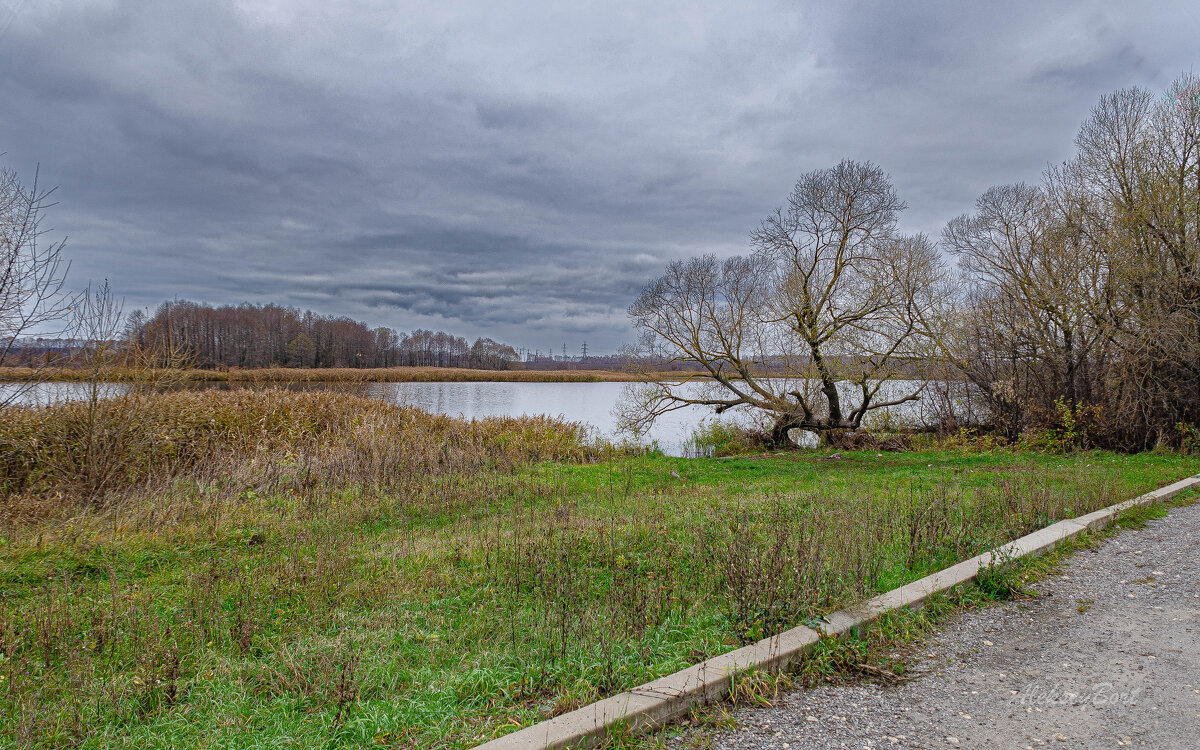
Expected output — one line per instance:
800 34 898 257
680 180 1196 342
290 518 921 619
0 162 74 405
628 160 945 446
630 76 1200 451
937 74 1200 448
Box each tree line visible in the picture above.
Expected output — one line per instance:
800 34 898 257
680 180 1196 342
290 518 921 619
630 75 1200 451
126 300 519 370
939 76 1200 449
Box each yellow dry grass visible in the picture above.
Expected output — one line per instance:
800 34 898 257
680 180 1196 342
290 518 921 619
0 388 595 521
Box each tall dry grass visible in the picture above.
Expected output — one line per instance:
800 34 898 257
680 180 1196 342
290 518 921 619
0 388 594 521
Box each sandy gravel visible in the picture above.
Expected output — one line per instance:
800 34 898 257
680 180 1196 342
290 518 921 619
681 500 1200 750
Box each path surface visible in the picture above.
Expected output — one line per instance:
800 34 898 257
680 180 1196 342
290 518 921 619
682 501 1200 750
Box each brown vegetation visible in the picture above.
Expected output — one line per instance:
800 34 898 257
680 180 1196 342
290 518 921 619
0 160 74 405
936 75 1200 450
823 430 913 452
0 388 594 520
629 77 1200 452
128 300 522 370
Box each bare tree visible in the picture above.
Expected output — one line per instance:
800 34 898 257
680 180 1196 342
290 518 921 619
939 182 1109 438
469 337 519 370
933 75 1200 448
0 161 74 405
1069 77 1200 446
626 161 946 447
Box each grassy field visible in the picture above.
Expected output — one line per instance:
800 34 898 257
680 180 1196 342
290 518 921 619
1 389 1197 748
0 365 702 384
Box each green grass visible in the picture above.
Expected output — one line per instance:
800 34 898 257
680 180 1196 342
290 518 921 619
1 397 1198 748
533 448 1193 586
623 488 1199 750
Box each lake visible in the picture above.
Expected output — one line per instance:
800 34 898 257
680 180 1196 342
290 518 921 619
1 379 946 456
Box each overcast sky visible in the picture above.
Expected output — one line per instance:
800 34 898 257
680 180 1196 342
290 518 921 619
1 1 1196 352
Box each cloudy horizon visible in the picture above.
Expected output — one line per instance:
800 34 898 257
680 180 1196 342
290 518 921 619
2 1 1197 353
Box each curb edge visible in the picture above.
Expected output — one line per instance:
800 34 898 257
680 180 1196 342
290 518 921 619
475 473 1200 749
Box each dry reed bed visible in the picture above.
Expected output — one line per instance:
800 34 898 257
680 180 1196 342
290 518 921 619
0 389 593 516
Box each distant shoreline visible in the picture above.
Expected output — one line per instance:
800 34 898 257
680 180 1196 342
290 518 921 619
0 365 709 384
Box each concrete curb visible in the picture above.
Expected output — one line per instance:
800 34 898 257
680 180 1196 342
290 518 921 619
474 473 1200 750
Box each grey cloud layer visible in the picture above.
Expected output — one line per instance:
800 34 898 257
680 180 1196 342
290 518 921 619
1 0 1197 350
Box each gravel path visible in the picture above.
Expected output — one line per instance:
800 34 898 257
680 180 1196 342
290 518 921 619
684 501 1200 750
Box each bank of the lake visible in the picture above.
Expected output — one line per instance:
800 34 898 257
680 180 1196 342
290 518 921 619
1 378 735 457
0 375 940 457
1 388 1197 749
0 365 701 384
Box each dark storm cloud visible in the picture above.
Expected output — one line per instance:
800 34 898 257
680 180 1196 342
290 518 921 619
1 0 1198 351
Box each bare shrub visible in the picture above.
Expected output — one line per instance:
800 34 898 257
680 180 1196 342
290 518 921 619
0 161 75 406
823 430 912 452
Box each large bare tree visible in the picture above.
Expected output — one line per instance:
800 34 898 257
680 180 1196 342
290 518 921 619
1 162 74 405
626 160 946 447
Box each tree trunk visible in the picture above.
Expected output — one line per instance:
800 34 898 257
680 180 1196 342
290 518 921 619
768 414 802 449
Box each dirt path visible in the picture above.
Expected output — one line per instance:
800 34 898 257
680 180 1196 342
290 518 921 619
686 501 1200 750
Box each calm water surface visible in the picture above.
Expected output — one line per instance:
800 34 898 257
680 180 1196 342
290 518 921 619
372 381 724 455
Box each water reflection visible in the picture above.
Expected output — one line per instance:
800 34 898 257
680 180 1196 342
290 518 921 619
366 380 740 455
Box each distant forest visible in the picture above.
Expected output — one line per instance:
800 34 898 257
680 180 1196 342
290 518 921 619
125 300 521 370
